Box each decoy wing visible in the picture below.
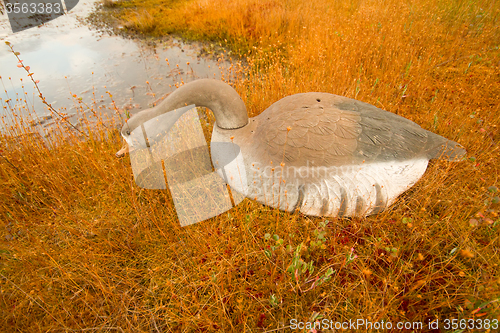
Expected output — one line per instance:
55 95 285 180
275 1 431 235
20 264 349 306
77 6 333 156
254 93 466 167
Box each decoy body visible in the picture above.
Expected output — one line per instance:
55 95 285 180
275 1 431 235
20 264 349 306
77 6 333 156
118 79 465 217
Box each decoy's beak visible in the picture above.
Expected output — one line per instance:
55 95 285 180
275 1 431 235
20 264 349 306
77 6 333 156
115 141 130 158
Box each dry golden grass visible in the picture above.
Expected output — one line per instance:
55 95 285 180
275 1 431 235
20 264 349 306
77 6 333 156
1 0 500 331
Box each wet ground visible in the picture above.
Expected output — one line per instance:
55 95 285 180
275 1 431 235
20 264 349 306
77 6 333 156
0 0 226 130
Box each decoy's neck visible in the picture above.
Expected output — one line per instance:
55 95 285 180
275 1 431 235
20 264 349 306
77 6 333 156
128 79 248 133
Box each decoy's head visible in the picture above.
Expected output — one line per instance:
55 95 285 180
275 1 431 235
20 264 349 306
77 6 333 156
115 110 150 158
116 131 131 158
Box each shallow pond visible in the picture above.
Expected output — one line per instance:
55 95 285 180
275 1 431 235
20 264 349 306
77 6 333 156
0 0 227 130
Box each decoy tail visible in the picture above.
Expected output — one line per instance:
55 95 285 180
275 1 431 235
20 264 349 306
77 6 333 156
428 136 467 162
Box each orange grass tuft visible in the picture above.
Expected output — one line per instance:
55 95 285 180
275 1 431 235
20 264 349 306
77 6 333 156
1 0 500 331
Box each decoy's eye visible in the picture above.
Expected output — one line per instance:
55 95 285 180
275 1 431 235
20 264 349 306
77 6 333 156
126 130 130 135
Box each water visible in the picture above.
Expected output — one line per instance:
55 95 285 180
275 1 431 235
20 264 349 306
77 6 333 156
0 0 226 129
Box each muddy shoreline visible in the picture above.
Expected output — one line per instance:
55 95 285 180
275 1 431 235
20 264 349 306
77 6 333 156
85 1 234 62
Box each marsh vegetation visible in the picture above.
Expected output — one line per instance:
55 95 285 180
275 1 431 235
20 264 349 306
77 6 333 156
1 0 499 331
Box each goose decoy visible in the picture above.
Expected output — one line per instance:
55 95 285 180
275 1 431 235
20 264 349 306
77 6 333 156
118 79 466 217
